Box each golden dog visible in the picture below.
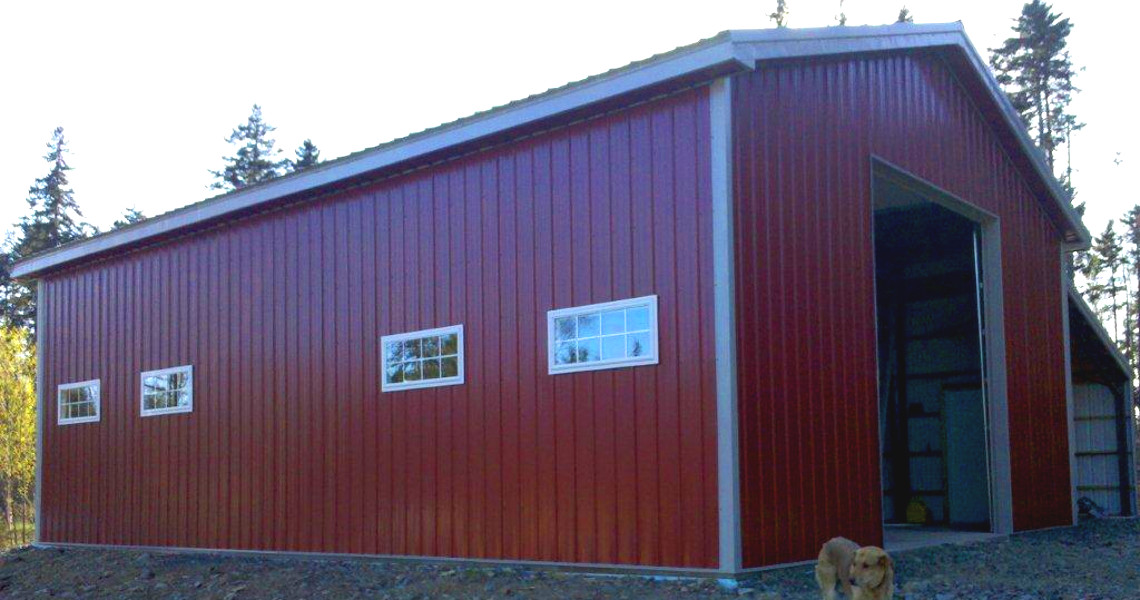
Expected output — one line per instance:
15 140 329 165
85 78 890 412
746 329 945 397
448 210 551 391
815 537 894 600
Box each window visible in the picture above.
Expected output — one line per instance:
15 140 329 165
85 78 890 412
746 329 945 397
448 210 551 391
548 295 659 374
140 365 193 416
58 380 101 425
382 325 464 392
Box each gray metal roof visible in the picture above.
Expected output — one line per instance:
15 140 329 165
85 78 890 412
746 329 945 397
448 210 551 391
11 22 1090 279
1067 283 1132 378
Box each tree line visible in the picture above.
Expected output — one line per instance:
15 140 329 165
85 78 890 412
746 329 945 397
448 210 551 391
0 105 321 331
0 105 322 535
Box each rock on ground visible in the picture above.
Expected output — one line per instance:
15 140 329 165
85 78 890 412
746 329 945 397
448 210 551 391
1 519 1137 599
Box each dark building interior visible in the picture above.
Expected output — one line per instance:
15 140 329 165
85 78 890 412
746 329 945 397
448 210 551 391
874 177 991 530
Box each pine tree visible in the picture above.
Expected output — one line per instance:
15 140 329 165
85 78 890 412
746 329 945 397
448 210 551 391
1 127 94 330
111 207 146 230
0 325 35 532
1093 221 1125 341
210 105 287 191
836 0 847 25
1079 247 1106 312
1121 206 1140 364
289 139 322 173
989 1 1082 178
897 7 913 23
769 0 789 27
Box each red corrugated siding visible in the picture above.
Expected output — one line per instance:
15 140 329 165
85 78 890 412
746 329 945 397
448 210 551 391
732 54 1070 568
39 88 719 569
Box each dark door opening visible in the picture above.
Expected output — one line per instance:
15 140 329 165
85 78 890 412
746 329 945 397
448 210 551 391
874 175 992 532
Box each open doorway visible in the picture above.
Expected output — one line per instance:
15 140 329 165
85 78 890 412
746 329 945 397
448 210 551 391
873 171 992 533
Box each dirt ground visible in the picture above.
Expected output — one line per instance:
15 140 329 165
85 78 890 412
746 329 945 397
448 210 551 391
0 518 1136 599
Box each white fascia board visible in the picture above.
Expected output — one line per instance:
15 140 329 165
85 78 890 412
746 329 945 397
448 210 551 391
730 23 1089 249
1067 284 1131 378
13 23 1088 278
12 39 750 279
951 31 1091 249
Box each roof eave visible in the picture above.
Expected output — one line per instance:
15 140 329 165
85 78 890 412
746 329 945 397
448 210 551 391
12 22 1090 278
11 35 753 280
949 29 1091 249
1068 284 1131 378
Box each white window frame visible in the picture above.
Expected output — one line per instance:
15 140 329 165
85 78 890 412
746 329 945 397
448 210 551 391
547 295 660 375
140 365 194 417
57 379 101 425
381 324 465 392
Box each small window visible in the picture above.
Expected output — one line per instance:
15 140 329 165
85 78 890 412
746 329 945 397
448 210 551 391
548 295 659 374
382 325 464 392
58 380 101 425
140 365 193 416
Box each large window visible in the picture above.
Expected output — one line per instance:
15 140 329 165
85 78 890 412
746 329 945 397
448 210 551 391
382 325 464 392
57 380 101 425
140 365 194 416
547 295 659 374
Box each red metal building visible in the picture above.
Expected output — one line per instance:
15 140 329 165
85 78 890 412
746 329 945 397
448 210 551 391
14 24 1135 576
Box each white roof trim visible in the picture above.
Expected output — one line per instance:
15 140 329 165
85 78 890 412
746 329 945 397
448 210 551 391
12 22 1088 278
1067 284 1131 378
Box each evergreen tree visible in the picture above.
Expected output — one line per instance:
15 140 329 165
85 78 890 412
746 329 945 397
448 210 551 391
111 207 146 230
989 1 1082 179
0 325 35 531
1 127 94 330
1121 206 1140 364
1078 246 1105 311
897 7 913 23
1093 221 1125 341
836 0 847 26
210 104 287 191
289 139 322 173
769 0 789 27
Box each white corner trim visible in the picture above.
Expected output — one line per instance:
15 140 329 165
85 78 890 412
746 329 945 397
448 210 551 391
710 77 742 573
1059 252 1079 525
380 324 465 392
34 283 44 543
1125 378 1139 516
139 364 194 417
56 379 101 425
546 295 660 375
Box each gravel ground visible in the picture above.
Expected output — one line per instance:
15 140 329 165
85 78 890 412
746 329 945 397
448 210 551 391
0 518 1136 599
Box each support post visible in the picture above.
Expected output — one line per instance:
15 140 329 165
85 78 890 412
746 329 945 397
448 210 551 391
710 76 742 574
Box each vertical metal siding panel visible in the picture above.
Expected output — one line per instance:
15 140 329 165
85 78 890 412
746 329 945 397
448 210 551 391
550 134 576 562
41 89 717 568
674 97 706 566
531 142 559 562
629 109 660 566
568 130 596 564
608 119 639 565
361 194 380 556
483 160 505 560
498 156 522 560
514 150 539 561
588 125 618 565
257 223 272 551
273 218 289 550
347 198 365 554
317 203 334 552
688 90 715 570
735 53 1072 568
651 104 684 567
442 175 464 558
376 191 395 555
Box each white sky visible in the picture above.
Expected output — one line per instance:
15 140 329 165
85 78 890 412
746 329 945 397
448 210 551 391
1 0 1136 240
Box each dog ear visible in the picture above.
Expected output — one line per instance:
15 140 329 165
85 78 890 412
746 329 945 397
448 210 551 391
878 554 891 568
